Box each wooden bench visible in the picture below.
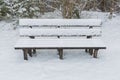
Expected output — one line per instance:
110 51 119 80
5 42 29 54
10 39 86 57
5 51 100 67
14 19 106 60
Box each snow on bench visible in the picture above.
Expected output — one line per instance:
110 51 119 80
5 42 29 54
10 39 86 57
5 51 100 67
14 19 106 60
19 28 101 37
15 39 106 49
19 19 102 27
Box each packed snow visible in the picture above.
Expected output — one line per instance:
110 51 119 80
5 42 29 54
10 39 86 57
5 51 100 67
0 12 120 80
19 28 101 36
19 19 102 26
15 39 106 49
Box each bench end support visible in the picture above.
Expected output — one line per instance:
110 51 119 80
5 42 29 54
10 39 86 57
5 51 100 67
23 49 28 60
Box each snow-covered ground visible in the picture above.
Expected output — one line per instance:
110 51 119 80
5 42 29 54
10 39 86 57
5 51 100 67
0 13 120 80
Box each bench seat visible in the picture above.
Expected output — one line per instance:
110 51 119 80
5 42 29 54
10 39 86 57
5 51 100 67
15 39 106 49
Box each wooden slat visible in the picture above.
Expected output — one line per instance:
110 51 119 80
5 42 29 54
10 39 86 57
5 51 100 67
19 28 101 37
19 19 102 27
14 39 106 49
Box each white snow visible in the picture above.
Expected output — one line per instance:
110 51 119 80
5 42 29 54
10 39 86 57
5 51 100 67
15 39 106 49
19 19 102 26
41 10 63 19
19 28 101 36
0 12 120 80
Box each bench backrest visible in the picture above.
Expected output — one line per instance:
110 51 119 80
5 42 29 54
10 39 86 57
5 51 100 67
19 19 102 38
19 19 102 27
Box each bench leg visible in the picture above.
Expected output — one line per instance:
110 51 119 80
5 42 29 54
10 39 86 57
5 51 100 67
58 49 63 59
28 49 32 57
85 49 88 53
93 49 99 58
89 49 93 55
23 49 28 60
85 49 91 53
33 49 36 54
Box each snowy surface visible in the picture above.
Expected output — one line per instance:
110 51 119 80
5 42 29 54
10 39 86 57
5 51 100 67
0 13 120 80
20 28 101 36
15 39 106 49
19 19 102 26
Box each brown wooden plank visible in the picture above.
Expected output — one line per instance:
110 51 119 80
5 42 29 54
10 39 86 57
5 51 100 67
15 47 106 49
93 49 99 58
59 49 63 59
28 49 32 57
89 49 93 55
23 49 28 60
33 49 36 54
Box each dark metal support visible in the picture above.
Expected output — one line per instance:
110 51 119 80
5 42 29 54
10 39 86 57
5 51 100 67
85 49 88 52
23 49 28 60
59 49 63 59
85 49 89 53
28 49 32 57
89 49 93 55
21 47 100 60
93 49 99 58
33 49 36 54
